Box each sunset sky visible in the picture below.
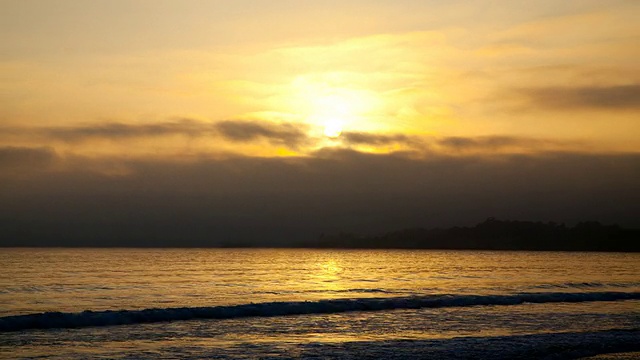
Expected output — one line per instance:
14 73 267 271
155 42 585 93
1 1 639 246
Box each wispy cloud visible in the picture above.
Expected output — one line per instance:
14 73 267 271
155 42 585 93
436 136 576 152
215 120 309 148
340 132 584 154
1 119 312 150
341 132 417 147
44 119 212 141
0 119 605 158
520 84 640 110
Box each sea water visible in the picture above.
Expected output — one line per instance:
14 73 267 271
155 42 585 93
1 249 638 359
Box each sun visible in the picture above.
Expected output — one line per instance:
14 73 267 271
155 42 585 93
323 118 343 138
286 76 381 139
311 94 353 139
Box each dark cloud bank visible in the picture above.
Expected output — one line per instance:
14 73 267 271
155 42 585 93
1 146 639 247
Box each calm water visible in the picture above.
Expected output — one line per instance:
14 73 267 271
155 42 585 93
1 249 639 359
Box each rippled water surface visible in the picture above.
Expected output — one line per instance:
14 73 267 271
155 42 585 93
2 249 639 315
1 249 639 359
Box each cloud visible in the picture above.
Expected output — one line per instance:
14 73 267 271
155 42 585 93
1 119 312 149
214 120 309 148
520 84 640 110
45 119 212 141
341 132 417 147
341 133 583 153
436 136 573 152
0 119 596 157
0 146 57 169
438 136 513 149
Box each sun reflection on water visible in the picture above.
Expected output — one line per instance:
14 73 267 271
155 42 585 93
313 259 346 294
319 259 343 274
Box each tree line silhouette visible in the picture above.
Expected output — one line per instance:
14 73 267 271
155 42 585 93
312 218 640 251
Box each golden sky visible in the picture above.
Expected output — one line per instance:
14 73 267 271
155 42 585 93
1 0 638 160
1 1 640 245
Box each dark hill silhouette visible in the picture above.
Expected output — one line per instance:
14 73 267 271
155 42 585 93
311 218 640 252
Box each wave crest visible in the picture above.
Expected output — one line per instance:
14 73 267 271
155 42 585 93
2 291 638 332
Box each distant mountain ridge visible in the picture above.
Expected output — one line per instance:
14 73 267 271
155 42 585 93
312 218 640 252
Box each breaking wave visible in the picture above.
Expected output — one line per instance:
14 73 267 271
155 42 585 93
1 291 639 332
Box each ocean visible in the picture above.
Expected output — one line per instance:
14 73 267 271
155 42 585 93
1 249 638 359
